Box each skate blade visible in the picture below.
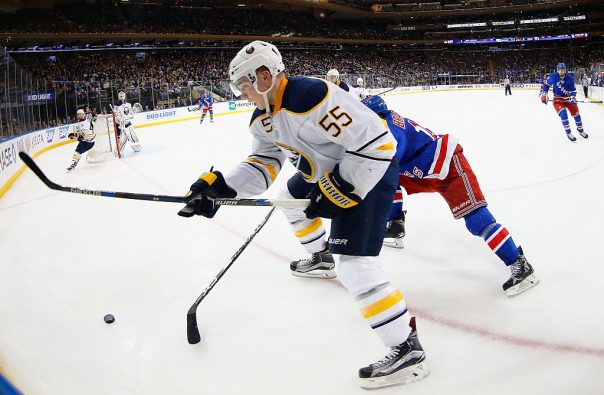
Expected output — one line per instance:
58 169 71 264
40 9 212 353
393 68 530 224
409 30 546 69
383 238 404 249
291 269 337 279
505 274 539 297
360 361 429 390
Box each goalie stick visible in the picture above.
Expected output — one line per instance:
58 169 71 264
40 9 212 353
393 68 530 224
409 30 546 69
18 152 309 208
187 207 275 344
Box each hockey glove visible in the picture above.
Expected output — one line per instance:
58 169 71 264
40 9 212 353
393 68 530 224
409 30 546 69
178 168 237 218
540 94 548 105
304 165 361 219
569 96 577 104
68 132 77 140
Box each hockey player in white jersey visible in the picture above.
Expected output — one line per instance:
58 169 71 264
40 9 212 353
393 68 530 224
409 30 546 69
326 68 360 100
66 109 95 172
355 77 366 99
114 91 141 152
177 41 429 389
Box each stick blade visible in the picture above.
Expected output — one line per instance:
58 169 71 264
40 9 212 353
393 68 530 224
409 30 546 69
187 311 201 344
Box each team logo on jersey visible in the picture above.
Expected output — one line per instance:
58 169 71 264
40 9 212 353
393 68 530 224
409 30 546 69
276 142 315 180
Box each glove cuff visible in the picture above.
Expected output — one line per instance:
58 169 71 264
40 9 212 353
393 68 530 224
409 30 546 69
318 168 359 209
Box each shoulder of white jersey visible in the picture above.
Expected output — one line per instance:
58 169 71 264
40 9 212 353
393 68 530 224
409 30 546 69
338 81 350 92
275 76 329 114
249 107 267 126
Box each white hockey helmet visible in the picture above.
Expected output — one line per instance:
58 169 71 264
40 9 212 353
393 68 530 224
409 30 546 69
325 69 340 83
76 109 86 120
357 77 364 86
118 91 126 101
228 40 285 97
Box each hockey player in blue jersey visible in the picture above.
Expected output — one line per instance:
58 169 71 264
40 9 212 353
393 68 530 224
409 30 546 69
365 95 538 296
541 63 588 142
197 94 214 124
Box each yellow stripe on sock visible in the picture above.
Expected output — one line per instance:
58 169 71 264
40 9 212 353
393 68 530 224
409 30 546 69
295 218 323 238
361 290 404 319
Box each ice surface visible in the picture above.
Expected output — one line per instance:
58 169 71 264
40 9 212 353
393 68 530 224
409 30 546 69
1 89 603 394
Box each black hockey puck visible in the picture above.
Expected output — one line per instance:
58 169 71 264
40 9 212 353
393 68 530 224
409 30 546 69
104 314 115 324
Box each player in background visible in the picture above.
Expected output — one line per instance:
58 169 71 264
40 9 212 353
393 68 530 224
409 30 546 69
325 69 359 100
503 76 512 96
178 41 429 389
66 109 95 172
539 75 548 96
541 63 588 142
355 77 366 99
367 95 538 296
198 93 214 124
114 91 142 151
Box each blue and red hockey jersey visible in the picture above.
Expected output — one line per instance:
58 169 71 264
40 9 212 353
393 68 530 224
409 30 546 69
543 72 576 101
385 110 458 179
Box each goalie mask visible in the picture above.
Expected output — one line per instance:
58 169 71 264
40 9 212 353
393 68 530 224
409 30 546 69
118 91 126 101
228 41 284 101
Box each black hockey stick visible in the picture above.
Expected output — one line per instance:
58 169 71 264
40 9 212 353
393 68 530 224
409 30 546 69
377 86 397 96
18 152 308 208
187 207 276 344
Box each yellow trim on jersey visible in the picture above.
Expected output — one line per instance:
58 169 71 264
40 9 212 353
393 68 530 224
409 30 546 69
361 290 404 319
273 77 288 114
275 142 316 181
246 157 277 181
318 172 359 209
295 218 323 238
280 79 331 116
376 142 395 151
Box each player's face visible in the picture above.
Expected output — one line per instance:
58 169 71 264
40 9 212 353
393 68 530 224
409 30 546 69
558 69 566 77
234 77 262 105
327 75 338 84
77 113 85 121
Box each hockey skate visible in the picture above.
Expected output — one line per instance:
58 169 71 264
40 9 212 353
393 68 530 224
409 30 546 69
383 218 405 249
290 247 336 279
578 130 589 139
66 163 77 173
503 246 539 297
566 133 577 142
359 317 429 389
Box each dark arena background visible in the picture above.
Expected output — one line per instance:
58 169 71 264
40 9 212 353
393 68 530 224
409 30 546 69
1 1 603 394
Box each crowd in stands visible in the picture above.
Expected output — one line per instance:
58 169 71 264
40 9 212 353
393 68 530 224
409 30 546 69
0 3 598 41
2 43 603 138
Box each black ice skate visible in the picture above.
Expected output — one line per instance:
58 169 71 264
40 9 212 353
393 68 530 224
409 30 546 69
359 317 429 389
383 217 405 249
290 247 336 279
503 246 539 297
566 133 577 142
578 130 589 139
66 162 78 173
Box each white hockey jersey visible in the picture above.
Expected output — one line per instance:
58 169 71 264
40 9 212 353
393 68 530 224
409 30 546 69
225 76 396 200
114 100 134 126
75 116 95 142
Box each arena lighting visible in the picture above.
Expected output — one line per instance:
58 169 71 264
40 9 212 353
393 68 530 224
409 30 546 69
492 21 515 26
519 17 558 24
563 15 586 21
444 32 588 44
447 22 487 28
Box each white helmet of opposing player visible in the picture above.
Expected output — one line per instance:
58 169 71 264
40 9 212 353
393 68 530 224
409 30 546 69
118 91 126 101
357 77 364 86
326 69 340 84
76 109 86 120
228 40 285 97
